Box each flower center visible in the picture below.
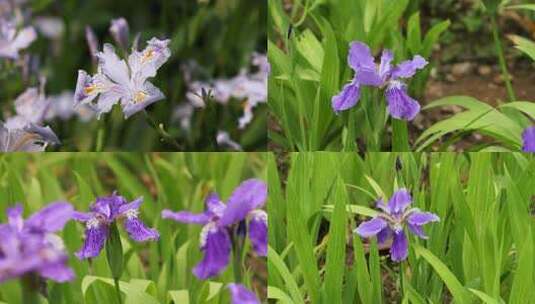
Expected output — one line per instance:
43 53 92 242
83 84 98 95
124 208 139 220
86 217 100 229
133 91 147 103
142 49 155 63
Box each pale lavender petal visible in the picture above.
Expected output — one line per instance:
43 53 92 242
118 197 143 215
218 179 268 227
407 211 440 226
11 27 37 50
390 230 408 262
408 223 428 239
391 55 428 79
379 49 394 80
228 284 260 304
385 81 420 121
109 18 130 50
38 261 75 282
355 217 387 237
123 216 159 242
74 70 99 105
377 226 392 245
375 198 389 213
96 44 130 85
522 126 535 152
332 81 360 112
7 205 23 231
94 88 124 118
76 223 108 259
386 188 412 215
205 192 226 217
348 41 376 71
25 202 73 233
85 26 99 62
355 67 383 86
121 81 164 118
72 211 93 222
248 210 267 256
161 209 211 225
193 224 231 279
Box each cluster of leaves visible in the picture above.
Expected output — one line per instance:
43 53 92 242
0 152 266 303
268 152 535 303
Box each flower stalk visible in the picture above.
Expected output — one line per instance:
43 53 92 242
392 118 409 152
21 274 41 304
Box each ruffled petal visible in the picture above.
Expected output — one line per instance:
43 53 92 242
522 126 535 152
407 211 440 226
228 284 260 304
332 81 360 112
248 210 267 256
348 41 376 71
193 224 231 279
355 217 387 238
121 81 165 118
96 44 130 85
386 188 412 215
25 202 73 233
390 230 408 262
76 222 108 259
218 179 267 227
391 55 428 79
118 197 143 215
161 209 211 225
385 81 420 121
123 216 159 242
408 223 428 239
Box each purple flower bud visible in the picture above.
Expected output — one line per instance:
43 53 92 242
522 126 535 152
85 26 99 64
109 18 129 51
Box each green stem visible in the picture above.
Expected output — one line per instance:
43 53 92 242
143 110 182 150
490 14 516 102
21 274 41 304
113 277 122 304
232 237 243 283
399 262 406 298
392 118 410 152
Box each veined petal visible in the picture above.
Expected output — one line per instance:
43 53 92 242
387 188 413 215
348 41 376 71
522 126 535 152
228 284 260 304
118 197 143 215
96 44 130 86
161 209 211 225
248 210 267 257
332 81 360 112
379 49 394 80
205 192 226 217
385 81 420 121
408 223 428 239
193 224 231 279
407 211 440 226
218 179 268 227
74 70 99 105
123 216 159 242
121 82 164 119
7 205 23 232
391 55 428 79
25 202 73 233
390 230 408 262
93 87 124 118
355 217 387 238
76 222 108 259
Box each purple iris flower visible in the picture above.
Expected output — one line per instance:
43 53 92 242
228 283 260 304
332 41 428 120
73 193 159 259
522 126 535 152
161 179 267 280
354 189 439 262
0 19 36 59
0 203 75 283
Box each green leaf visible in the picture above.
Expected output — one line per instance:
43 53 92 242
106 223 124 280
407 12 422 54
81 276 159 304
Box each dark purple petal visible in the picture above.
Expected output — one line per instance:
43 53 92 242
248 210 267 256
118 197 143 215
385 81 420 121
193 224 231 279
332 81 360 112
355 217 387 238
161 209 211 225
218 179 267 227
228 284 260 304
348 41 376 71
377 226 392 245
407 211 440 226
391 55 428 79
390 230 408 262
25 202 73 233
408 223 428 239
38 260 75 282
379 49 394 80
123 216 159 242
72 211 93 222
522 126 535 152
7 205 23 231
386 189 412 215
76 223 108 259
205 192 226 217
91 193 126 220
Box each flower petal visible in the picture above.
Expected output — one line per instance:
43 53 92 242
74 70 99 105
205 192 226 217
7 205 23 231
348 41 376 71
387 188 413 214
390 230 408 262
379 49 394 80
385 81 420 121
38 260 75 283
355 217 387 238
121 81 165 118
391 55 428 79
522 126 535 152
161 209 211 225
377 226 392 245
408 223 428 239
407 211 440 226
355 67 383 86
109 18 130 50
118 197 143 215
76 223 108 259
193 224 231 279
25 202 73 233
123 216 159 242
228 284 260 304
248 210 267 257
332 81 360 112
72 211 93 222
218 179 267 227
96 44 130 85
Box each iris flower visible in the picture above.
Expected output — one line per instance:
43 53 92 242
354 189 439 262
73 193 159 259
75 37 170 118
162 179 267 279
332 41 428 120
0 122 60 151
0 19 36 59
0 203 74 283
228 283 260 304
522 126 535 152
